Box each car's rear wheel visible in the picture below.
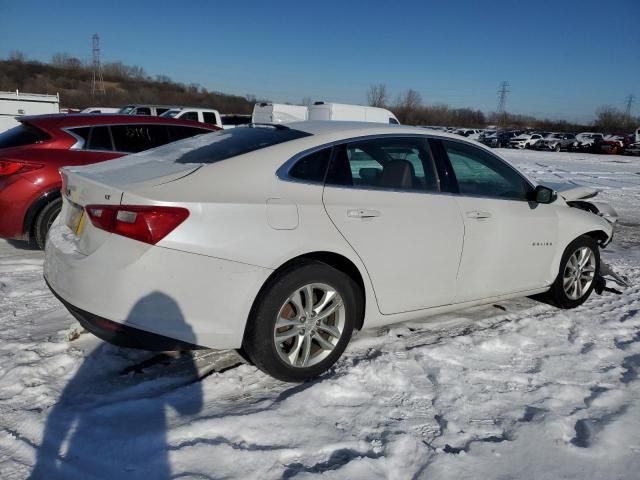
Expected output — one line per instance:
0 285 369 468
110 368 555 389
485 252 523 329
549 235 600 308
34 198 62 250
243 260 360 382
555 144 561 152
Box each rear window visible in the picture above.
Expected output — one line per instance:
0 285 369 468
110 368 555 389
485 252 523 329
0 124 50 149
175 126 312 164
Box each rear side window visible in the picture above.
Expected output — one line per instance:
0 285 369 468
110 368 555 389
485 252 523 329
87 126 113 151
68 127 90 147
289 148 332 183
325 137 439 192
111 124 170 153
202 112 218 124
174 126 312 164
0 124 49 149
181 111 199 122
168 125 212 142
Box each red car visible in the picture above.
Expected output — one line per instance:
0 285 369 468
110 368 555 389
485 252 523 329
0 114 219 248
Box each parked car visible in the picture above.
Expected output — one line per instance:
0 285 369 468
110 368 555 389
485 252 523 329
0 114 219 248
535 133 577 152
570 133 604 152
454 129 482 140
118 104 180 116
480 130 520 148
252 103 309 124
308 102 400 124
597 134 631 155
44 122 615 382
161 107 222 127
508 133 544 149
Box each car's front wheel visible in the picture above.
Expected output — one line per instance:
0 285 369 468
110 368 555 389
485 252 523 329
243 260 360 382
549 235 600 308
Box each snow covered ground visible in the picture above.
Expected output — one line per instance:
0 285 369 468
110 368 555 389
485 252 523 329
1 149 639 479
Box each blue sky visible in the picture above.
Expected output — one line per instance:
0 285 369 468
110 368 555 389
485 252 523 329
1 0 638 122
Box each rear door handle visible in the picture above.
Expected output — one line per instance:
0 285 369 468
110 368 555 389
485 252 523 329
347 208 381 218
466 210 492 219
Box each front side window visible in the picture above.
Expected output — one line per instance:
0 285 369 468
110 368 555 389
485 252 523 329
156 108 170 116
87 126 113 151
389 117 399 125
111 124 169 153
442 140 530 200
325 137 439 192
289 148 332 183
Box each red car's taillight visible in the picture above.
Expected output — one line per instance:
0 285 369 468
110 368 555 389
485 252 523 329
85 205 189 245
0 160 44 176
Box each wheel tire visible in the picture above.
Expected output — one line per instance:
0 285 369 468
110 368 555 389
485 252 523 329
242 260 361 382
555 144 561 152
34 198 62 250
548 235 600 309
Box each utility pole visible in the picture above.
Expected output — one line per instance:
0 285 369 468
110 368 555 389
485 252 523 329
91 34 106 100
624 94 634 118
497 81 509 125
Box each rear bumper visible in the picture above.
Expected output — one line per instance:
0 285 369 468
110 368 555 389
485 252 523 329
46 278 204 350
44 223 273 350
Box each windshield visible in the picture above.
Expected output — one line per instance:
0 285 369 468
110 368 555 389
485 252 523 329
162 126 312 164
118 106 135 114
161 110 180 118
0 123 50 149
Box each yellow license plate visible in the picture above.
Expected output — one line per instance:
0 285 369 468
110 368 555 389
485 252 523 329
75 210 86 236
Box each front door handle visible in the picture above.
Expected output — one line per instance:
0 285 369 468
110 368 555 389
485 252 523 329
466 210 492 219
347 208 381 218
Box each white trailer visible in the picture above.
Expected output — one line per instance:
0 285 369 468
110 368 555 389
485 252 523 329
0 90 60 133
252 103 309 124
308 102 400 124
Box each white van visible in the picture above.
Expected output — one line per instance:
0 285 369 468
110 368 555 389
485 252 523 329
252 103 309 124
161 108 222 127
308 102 400 124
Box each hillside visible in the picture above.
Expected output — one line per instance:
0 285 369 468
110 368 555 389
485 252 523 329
0 57 255 113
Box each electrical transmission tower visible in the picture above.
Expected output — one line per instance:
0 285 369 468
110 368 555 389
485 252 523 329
91 34 106 99
497 81 510 115
625 94 635 117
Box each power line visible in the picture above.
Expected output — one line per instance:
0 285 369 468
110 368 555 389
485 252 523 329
91 34 105 100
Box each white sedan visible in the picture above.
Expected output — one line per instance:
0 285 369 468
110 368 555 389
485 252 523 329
44 122 616 381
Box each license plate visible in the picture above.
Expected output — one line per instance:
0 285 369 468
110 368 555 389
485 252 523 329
75 210 86 236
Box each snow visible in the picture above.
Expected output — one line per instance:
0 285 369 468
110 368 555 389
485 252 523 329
1 149 639 479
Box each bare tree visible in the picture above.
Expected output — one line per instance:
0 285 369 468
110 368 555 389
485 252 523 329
9 50 25 62
367 84 388 107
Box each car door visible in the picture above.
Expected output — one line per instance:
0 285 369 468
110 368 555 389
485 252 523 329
438 139 559 302
322 136 464 314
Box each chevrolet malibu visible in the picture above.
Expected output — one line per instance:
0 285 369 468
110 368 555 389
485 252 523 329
44 122 616 382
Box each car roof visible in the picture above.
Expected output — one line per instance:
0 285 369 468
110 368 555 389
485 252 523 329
18 113 220 130
289 120 466 142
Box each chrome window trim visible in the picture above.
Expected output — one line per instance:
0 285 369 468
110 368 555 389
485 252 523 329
277 133 534 200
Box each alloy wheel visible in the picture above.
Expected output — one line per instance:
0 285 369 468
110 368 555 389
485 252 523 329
563 246 596 300
273 283 346 368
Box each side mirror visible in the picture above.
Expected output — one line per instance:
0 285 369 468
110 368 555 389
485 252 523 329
531 185 557 204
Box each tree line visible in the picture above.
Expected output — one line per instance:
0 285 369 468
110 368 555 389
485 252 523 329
1 51 256 113
367 84 639 133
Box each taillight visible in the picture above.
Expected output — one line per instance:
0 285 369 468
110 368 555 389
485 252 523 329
0 160 44 176
85 205 189 245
